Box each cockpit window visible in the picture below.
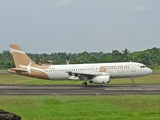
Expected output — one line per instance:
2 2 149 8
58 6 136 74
140 66 146 68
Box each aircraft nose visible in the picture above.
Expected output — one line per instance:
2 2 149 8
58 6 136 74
148 68 152 74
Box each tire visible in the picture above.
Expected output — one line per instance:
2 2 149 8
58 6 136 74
82 82 87 87
132 83 135 86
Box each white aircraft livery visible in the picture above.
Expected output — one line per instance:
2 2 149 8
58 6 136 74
8 44 152 87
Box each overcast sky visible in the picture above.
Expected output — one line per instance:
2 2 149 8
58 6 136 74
0 0 160 53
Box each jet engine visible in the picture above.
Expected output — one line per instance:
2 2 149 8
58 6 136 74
91 75 110 84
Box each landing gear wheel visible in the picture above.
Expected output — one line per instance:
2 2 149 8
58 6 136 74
82 82 87 87
131 77 135 86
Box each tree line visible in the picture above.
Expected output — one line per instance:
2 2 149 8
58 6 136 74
0 47 160 69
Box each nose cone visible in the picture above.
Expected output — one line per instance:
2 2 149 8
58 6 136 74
147 68 152 74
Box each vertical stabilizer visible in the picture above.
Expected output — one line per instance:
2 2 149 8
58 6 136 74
10 44 34 68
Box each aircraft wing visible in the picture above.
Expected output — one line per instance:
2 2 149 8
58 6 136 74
67 71 110 80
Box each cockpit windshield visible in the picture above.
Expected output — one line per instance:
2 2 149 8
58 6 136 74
140 66 146 68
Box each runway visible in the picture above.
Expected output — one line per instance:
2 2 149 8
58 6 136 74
0 84 160 95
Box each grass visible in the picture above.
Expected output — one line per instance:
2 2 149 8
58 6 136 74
0 70 160 120
0 69 7 72
0 73 159 85
0 95 160 120
152 69 160 72
110 73 160 85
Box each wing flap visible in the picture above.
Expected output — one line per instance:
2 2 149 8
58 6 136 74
67 71 110 76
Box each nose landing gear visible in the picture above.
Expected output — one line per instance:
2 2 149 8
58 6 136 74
82 82 87 87
131 77 135 86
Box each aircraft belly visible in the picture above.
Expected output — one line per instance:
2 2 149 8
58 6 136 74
111 70 132 78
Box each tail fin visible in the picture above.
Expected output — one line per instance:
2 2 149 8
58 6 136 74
10 44 34 68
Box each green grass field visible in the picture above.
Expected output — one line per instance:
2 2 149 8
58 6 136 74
0 69 7 72
1 95 160 120
0 73 159 85
0 71 160 120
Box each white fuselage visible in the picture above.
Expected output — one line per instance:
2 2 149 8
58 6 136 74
43 62 152 80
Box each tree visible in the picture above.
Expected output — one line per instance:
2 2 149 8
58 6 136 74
112 50 122 62
122 48 131 62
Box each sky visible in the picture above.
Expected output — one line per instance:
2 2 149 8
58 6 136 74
0 0 160 53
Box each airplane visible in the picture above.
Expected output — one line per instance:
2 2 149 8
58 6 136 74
7 44 152 87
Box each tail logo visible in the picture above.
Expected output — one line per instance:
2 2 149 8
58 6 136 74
10 48 25 54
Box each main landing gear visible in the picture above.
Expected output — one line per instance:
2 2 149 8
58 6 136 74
82 82 87 87
131 77 135 86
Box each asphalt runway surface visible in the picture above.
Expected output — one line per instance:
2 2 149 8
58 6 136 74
0 84 160 95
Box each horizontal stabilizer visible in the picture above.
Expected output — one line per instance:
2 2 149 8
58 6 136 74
9 68 28 72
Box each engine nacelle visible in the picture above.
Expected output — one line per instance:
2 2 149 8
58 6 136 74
92 75 110 84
